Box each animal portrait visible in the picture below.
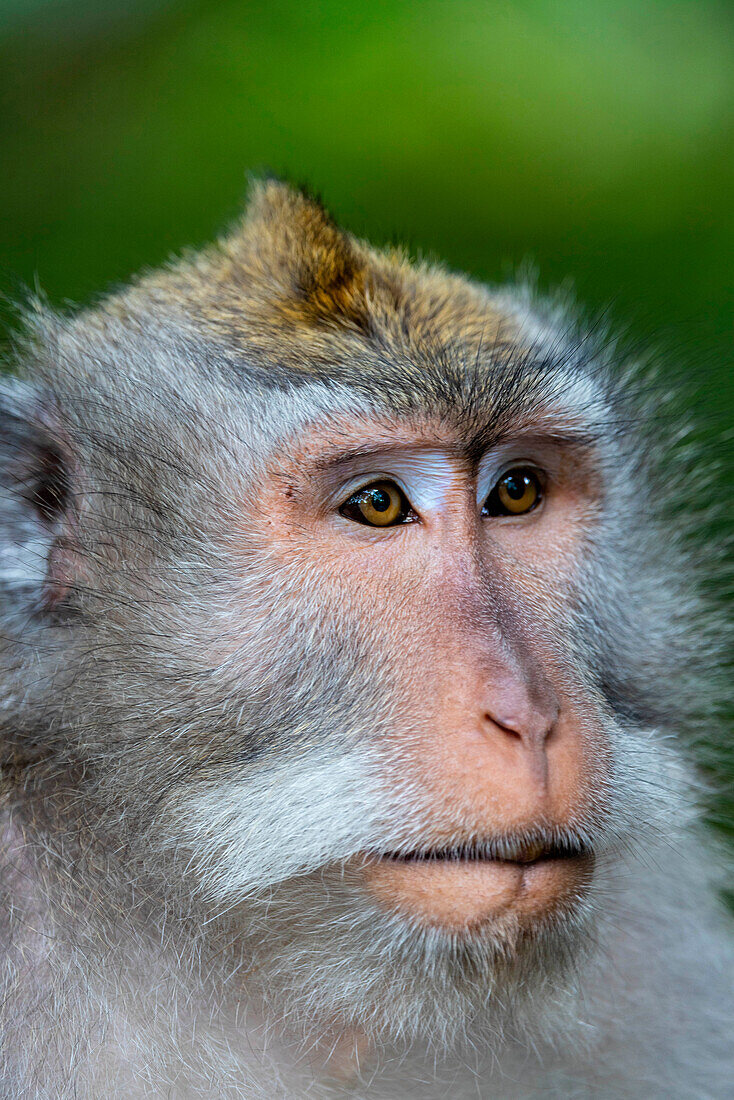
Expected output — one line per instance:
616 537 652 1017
0 180 732 1098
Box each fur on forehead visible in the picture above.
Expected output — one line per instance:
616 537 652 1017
27 306 607 478
23 179 612 441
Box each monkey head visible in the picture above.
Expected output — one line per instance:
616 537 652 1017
0 182 701 1051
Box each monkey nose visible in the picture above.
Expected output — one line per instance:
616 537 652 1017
480 703 558 750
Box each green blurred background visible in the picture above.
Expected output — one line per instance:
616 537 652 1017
0 0 732 835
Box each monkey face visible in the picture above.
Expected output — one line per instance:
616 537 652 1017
145 388 664 1047
0 182 700 1054
240 412 606 937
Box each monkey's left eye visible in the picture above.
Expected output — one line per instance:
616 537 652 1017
483 467 543 517
339 481 415 527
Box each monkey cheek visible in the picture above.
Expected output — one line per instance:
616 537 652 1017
358 856 594 934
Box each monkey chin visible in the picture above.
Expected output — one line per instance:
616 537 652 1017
357 851 595 935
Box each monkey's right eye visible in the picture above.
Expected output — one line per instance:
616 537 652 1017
339 481 415 527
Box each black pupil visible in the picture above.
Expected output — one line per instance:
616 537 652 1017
504 474 529 500
369 488 392 512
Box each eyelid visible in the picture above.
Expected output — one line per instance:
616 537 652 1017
333 474 412 511
320 451 455 514
476 457 549 505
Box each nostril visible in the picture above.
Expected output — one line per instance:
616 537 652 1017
484 712 524 739
482 707 556 746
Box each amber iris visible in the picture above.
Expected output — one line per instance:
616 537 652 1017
484 468 542 517
340 481 411 527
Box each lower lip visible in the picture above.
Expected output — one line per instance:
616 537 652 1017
358 854 594 932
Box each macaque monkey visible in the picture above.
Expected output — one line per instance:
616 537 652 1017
0 181 731 1099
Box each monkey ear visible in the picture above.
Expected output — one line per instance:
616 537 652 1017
234 178 370 328
0 377 72 618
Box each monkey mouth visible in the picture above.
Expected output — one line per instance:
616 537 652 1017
377 835 592 866
358 834 595 931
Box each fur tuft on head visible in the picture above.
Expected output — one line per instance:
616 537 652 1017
231 178 373 328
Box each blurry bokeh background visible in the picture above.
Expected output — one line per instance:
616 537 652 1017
1 0 732 837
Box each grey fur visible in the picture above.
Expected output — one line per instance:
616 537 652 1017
0 185 732 1098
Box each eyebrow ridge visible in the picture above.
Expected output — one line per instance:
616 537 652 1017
308 428 599 474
